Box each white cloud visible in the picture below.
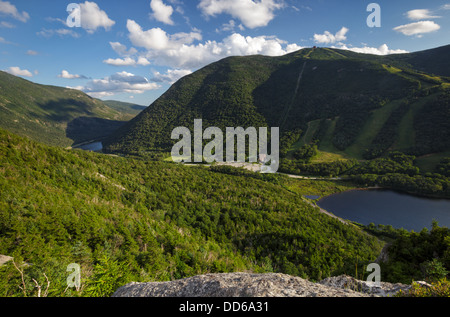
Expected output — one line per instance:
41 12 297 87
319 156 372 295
406 9 440 20
104 41 151 67
127 19 202 51
0 21 14 28
78 1 115 33
109 42 138 56
37 28 81 38
126 19 302 69
0 1 29 22
151 69 192 84
198 0 284 29
104 57 137 66
216 19 245 33
58 70 88 79
137 57 151 66
150 0 174 25
5 66 33 77
103 56 151 67
393 21 440 37
334 43 409 56
78 71 161 98
442 4 450 10
314 27 349 44
26 50 38 56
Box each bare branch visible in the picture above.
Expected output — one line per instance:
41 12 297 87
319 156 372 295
12 260 27 297
32 278 41 297
43 273 50 297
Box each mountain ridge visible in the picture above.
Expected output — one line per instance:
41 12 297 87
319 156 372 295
102 45 450 166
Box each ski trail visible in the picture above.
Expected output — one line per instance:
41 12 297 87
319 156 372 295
278 61 307 130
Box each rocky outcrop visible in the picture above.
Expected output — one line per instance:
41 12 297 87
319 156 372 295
319 275 411 297
0 255 13 266
112 272 413 298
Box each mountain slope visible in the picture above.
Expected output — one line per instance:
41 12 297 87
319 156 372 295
102 100 147 116
103 46 450 160
385 44 450 77
0 71 139 147
0 128 383 296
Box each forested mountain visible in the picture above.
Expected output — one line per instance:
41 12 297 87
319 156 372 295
0 71 141 147
103 46 450 167
102 100 147 116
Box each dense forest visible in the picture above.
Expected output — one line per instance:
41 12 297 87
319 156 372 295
363 221 450 285
0 128 385 297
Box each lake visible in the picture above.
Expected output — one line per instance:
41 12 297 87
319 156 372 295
317 189 450 231
77 142 103 152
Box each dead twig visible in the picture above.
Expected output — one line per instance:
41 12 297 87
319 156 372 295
12 260 27 297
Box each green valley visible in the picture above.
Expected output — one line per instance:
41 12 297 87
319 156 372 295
0 128 383 296
1 45 450 297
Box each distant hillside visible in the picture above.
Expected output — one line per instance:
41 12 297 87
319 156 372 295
102 100 147 116
385 44 450 77
0 71 139 147
103 45 450 166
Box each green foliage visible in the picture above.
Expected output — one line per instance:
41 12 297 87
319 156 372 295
412 91 450 155
0 128 384 296
352 173 450 198
377 222 450 284
395 279 450 297
364 100 410 159
423 259 449 282
279 158 357 177
349 152 419 176
84 255 131 297
292 144 318 163
436 157 450 177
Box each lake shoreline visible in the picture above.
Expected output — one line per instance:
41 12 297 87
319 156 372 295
321 185 450 202
316 187 450 231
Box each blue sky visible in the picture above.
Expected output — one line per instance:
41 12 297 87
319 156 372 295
1 0 450 106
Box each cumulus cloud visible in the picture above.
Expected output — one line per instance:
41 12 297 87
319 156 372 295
104 41 151 67
103 56 151 67
314 27 349 44
78 1 115 33
393 21 440 37
151 69 192 84
127 20 202 51
5 66 33 77
198 0 284 29
0 1 29 22
150 0 174 25
109 41 138 57
126 19 302 69
216 20 245 33
406 9 441 20
58 70 88 79
78 71 161 98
